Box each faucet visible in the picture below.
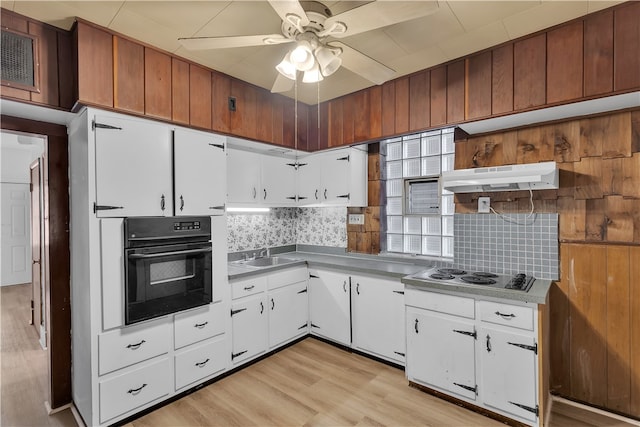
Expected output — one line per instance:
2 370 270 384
258 247 270 258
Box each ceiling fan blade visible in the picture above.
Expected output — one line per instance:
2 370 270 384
178 34 292 50
323 1 439 38
329 42 395 85
271 73 295 93
268 0 310 30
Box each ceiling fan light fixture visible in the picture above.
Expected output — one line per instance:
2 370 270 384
276 52 297 80
302 63 324 83
290 41 314 71
315 46 342 77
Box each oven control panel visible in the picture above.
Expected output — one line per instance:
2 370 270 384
173 221 201 231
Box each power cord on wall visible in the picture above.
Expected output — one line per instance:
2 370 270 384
488 186 537 225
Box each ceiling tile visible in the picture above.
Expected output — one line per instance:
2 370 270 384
388 44 449 77
587 0 626 13
446 1 540 31
193 1 282 38
12 1 124 30
438 20 510 61
502 1 589 39
109 6 183 53
0 2 16 12
338 30 406 66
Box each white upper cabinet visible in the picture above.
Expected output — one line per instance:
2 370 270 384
296 155 322 204
94 114 172 217
226 149 262 205
261 155 297 206
173 128 226 215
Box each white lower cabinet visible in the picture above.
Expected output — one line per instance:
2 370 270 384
351 274 405 364
406 307 477 400
308 268 351 346
99 357 172 423
174 337 227 390
268 280 309 348
231 294 268 364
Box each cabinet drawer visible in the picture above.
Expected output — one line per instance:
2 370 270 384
175 337 227 390
174 303 225 349
267 267 308 290
231 276 266 299
99 357 171 423
405 288 475 319
478 301 534 331
98 318 170 376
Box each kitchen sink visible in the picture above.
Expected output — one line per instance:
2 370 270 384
233 256 299 268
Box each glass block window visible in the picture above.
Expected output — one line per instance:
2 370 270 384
383 128 455 258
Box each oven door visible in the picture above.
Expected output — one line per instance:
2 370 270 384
125 241 212 325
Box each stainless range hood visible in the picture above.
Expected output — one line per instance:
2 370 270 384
441 161 558 193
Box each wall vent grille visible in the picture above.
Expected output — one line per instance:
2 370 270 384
1 29 38 91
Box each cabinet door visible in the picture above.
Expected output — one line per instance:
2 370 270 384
319 150 351 204
479 326 538 422
226 149 262 205
308 269 350 345
268 281 308 348
352 275 405 363
231 294 267 365
94 114 172 217
261 155 297 206
296 155 321 206
406 307 477 400
174 128 226 215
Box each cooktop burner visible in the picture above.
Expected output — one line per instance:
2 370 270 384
410 267 535 292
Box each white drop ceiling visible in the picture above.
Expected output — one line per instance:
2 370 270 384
0 0 625 104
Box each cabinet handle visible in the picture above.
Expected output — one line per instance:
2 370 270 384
195 358 210 368
356 283 360 295
263 189 267 200
324 189 328 200
160 194 165 211
127 384 147 395
209 205 225 210
126 340 146 350
343 280 347 292
179 195 184 211
194 321 208 329
252 187 257 199
486 334 492 353
495 311 516 319
271 298 275 310
314 189 319 200
260 301 264 314
414 319 419 334
244 285 255 291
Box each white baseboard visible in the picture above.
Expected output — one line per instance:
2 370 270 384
551 395 640 426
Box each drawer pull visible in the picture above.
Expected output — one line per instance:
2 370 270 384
126 340 146 350
414 318 419 334
495 311 516 319
127 384 147 395
194 321 208 329
244 285 255 291
195 358 210 368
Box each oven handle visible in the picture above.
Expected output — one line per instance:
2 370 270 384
128 234 211 242
128 247 212 259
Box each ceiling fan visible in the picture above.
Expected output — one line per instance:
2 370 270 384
178 0 439 93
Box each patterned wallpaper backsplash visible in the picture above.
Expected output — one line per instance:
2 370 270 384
227 207 347 252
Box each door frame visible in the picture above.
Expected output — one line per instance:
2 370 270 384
1 115 71 409
30 158 44 345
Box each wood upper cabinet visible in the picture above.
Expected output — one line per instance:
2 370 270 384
466 51 492 120
27 21 58 106
584 10 613 97
343 94 355 145
255 89 273 144
282 97 295 148
381 80 396 137
328 98 344 148
353 89 372 142
189 64 212 129
211 71 231 134
430 66 447 126
271 95 284 147
447 60 465 123
171 58 190 125
368 86 382 140
547 21 583 104
514 34 546 110
113 36 144 114
492 44 514 115
144 48 172 120
409 71 430 132
394 77 410 134
76 21 113 108
230 80 257 139
614 1 640 91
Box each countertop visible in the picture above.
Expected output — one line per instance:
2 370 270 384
228 251 552 305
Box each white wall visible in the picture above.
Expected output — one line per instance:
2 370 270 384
0 132 45 183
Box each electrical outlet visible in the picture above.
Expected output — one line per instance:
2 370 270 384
348 214 365 225
478 197 490 213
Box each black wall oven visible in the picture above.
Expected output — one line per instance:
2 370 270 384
124 216 212 325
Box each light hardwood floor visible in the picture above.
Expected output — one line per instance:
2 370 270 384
2 283 636 427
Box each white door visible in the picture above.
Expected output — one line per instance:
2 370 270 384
226 149 262 205
296 155 321 206
94 114 172 217
479 326 538 422
406 307 477 400
319 149 351 204
261 155 297 206
268 281 308 348
308 269 350 345
231 294 267 365
351 275 405 363
0 183 31 286
174 128 226 215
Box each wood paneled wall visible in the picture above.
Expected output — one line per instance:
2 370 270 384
453 108 640 419
0 9 74 110
316 1 640 150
